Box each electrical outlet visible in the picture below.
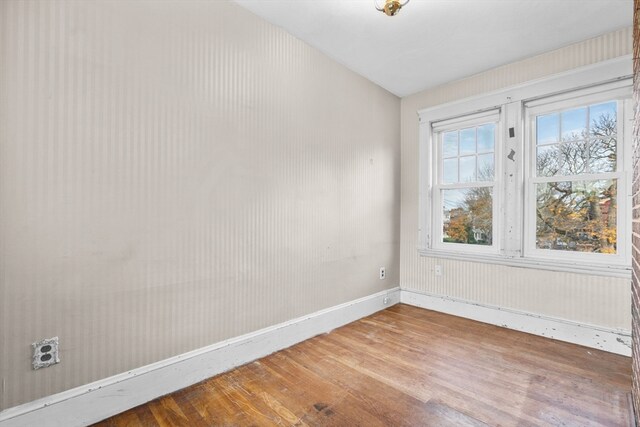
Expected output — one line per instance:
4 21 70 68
32 337 60 370
379 267 386 279
434 265 442 276
383 296 390 305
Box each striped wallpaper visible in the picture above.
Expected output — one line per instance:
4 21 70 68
0 0 633 413
400 27 633 331
0 0 400 410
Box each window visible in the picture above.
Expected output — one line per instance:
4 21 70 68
432 111 499 252
524 88 630 266
417 59 632 277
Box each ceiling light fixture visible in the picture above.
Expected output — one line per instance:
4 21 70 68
374 0 410 16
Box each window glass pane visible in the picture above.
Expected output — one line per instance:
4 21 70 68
477 124 495 152
460 128 476 155
440 122 497 185
589 101 617 133
443 132 458 158
535 179 616 253
459 156 476 182
589 101 617 173
443 188 493 246
477 153 494 181
536 101 618 177
537 113 559 145
557 141 588 175
589 136 616 173
537 144 559 177
442 158 458 184
561 107 587 141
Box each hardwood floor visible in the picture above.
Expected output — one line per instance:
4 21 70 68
94 304 633 426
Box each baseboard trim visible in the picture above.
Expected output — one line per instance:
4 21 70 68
0 287 400 427
1 286 630 426
400 289 631 357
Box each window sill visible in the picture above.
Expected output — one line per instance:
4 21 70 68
417 248 631 279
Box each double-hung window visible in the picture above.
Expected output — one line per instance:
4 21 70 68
524 86 631 267
432 111 500 253
418 59 632 276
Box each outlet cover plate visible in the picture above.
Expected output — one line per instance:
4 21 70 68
32 337 60 370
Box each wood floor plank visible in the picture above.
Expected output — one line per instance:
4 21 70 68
195 381 255 426
208 372 289 426
93 304 633 427
370 308 630 402
335 318 623 425
257 351 388 427
168 387 210 427
420 400 489 427
284 343 483 427
111 411 144 427
131 405 160 427
146 397 191 427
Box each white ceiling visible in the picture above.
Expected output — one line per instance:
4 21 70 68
233 0 633 97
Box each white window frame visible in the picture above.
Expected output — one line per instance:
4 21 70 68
417 56 633 278
431 109 502 255
523 86 632 268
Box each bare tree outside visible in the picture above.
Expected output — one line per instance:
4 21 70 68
442 165 494 245
535 101 617 253
440 102 617 253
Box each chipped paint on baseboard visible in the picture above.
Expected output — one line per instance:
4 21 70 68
0 287 400 427
616 336 632 349
401 289 631 357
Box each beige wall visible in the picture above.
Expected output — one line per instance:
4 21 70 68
1 0 632 412
400 27 633 330
0 0 400 410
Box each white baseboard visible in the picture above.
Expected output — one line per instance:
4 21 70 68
401 289 632 357
0 287 401 427
1 286 630 427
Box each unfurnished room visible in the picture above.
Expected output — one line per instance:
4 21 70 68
0 0 639 426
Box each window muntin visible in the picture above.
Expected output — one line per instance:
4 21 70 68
434 114 499 251
535 101 617 177
526 95 625 259
418 65 632 276
441 125 495 184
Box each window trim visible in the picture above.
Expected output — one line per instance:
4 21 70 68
523 90 632 268
417 55 633 278
431 109 502 254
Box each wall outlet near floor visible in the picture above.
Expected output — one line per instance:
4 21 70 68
32 337 60 370
379 267 386 280
434 265 443 276
383 296 390 305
